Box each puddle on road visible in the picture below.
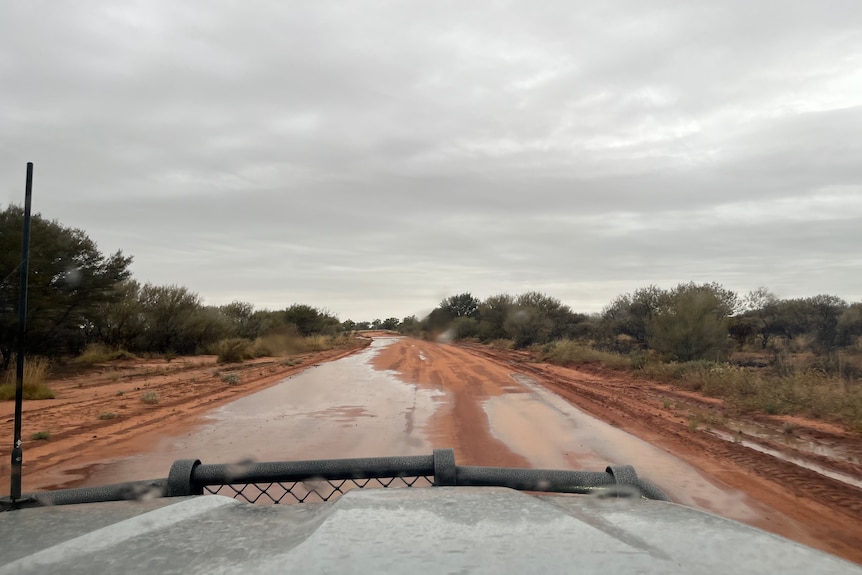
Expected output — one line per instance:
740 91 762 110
78 339 444 486
486 373 761 522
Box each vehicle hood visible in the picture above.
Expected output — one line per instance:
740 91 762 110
1 486 859 574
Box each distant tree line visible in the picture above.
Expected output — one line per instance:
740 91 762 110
0 205 355 367
407 284 862 363
3 204 860 368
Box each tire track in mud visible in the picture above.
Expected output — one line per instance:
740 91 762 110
459 343 862 564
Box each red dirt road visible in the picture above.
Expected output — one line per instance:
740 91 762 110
2 335 861 564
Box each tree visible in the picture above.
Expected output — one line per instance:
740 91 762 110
476 293 513 342
380 317 400 330
0 205 132 365
440 293 480 319
500 291 584 347
599 286 667 346
220 301 257 339
283 304 340 336
647 283 735 361
87 279 145 350
135 284 219 354
397 315 421 336
837 303 862 348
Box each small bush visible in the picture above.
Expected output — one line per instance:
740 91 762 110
543 340 630 369
220 373 241 385
489 339 515 350
74 345 137 366
304 335 331 352
108 349 137 361
31 431 50 440
213 338 254 363
73 344 112 366
0 357 54 401
98 412 119 420
1 356 50 386
140 391 159 404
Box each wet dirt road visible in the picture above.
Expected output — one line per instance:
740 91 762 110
52 336 862 564
88 338 756 518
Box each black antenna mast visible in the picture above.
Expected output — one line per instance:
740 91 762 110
9 162 34 503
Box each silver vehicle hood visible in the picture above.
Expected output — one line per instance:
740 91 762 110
1 486 859 574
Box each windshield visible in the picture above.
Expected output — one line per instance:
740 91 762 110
1 0 861 568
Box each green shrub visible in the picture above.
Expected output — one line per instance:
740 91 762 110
212 338 254 363
73 344 112 366
220 373 241 385
98 412 119 420
543 340 630 369
140 391 159 404
31 431 50 440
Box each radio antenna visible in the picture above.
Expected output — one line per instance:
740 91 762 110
9 162 34 503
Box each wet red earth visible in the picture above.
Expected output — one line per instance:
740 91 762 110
2 335 861 565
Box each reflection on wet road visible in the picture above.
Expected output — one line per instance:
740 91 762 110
82 337 760 522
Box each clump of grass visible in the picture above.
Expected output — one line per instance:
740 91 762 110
488 339 515 351
72 344 111 366
0 357 54 400
543 340 630 369
220 373 241 385
140 391 160 404
304 335 332 352
31 431 50 440
109 349 137 361
212 338 255 363
73 344 137 366
115 390 125 396
98 412 119 420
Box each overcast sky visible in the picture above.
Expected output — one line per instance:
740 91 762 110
2 1 860 321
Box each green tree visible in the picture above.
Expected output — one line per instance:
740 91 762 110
440 293 480 319
476 293 513 342
219 301 257 339
647 283 736 361
283 304 340 336
135 284 223 354
0 205 132 365
397 315 421 336
87 279 145 350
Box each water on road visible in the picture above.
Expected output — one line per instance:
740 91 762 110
79 337 760 522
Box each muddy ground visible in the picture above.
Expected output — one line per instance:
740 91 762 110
1 335 861 565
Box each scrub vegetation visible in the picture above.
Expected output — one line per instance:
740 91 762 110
3 205 861 427
409 288 862 429
0 206 362 395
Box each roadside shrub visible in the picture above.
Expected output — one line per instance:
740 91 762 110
73 344 137 366
140 391 159 404
0 357 54 400
73 344 112 366
31 431 50 440
220 373 241 385
304 335 331 352
108 349 137 361
488 339 515 350
98 412 119 420
543 340 630 369
213 338 253 363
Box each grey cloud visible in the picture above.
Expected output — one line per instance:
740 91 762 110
2 0 860 320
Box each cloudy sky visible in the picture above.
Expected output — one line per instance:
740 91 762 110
2 1 860 321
